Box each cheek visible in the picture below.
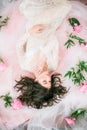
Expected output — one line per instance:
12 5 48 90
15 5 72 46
38 78 44 84
38 74 51 84
46 76 51 81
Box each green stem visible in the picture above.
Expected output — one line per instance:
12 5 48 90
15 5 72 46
69 33 85 45
0 58 3 63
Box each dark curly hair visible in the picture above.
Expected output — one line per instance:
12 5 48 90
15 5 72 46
14 73 68 109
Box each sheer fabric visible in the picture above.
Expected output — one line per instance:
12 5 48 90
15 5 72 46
0 0 87 130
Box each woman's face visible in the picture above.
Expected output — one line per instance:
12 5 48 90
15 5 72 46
37 71 51 89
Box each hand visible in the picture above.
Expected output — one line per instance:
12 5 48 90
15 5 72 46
29 24 46 34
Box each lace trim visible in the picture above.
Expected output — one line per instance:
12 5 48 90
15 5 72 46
24 0 66 7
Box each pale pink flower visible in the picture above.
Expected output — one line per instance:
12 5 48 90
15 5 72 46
73 25 82 33
79 82 87 92
65 117 76 125
0 62 7 71
12 99 22 110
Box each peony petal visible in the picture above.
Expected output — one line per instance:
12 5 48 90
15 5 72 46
0 62 7 71
73 25 82 33
11 99 22 110
65 117 76 125
79 84 87 92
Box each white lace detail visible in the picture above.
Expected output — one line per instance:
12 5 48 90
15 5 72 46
26 0 67 7
20 0 70 18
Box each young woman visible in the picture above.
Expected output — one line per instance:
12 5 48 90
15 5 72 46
14 0 71 109
15 34 67 109
14 0 87 130
1 0 87 130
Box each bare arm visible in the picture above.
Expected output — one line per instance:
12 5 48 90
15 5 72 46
17 33 29 70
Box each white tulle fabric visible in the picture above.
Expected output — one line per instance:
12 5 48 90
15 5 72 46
17 0 71 72
20 0 67 5
19 0 71 18
0 0 87 130
17 32 59 72
17 1 87 130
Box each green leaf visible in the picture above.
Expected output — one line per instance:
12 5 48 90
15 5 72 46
79 39 85 45
0 16 9 29
0 93 13 108
64 71 72 78
0 58 3 63
70 108 87 119
3 93 12 107
5 103 8 108
84 66 87 72
64 61 87 85
69 33 85 45
0 95 4 99
68 18 80 27
64 39 75 49
77 61 87 71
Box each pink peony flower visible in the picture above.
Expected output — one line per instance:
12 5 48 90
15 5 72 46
11 99 22 110
79 82 87 92
73 25 82 33
65 117 76 125
0 62 7 71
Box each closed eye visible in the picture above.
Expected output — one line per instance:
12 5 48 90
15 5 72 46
43 80 47 84
43 80 51 84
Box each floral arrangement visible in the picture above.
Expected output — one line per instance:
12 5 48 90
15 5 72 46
68 17 82 33
0 93 22 110
65 108 87 125
0 16 9 30
64 60 87 85
64 17 87 126
64 18 87 49
65 33 86 49
64 17 87 93
0 14 87 130
0 57 22 110
64 61 87 92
